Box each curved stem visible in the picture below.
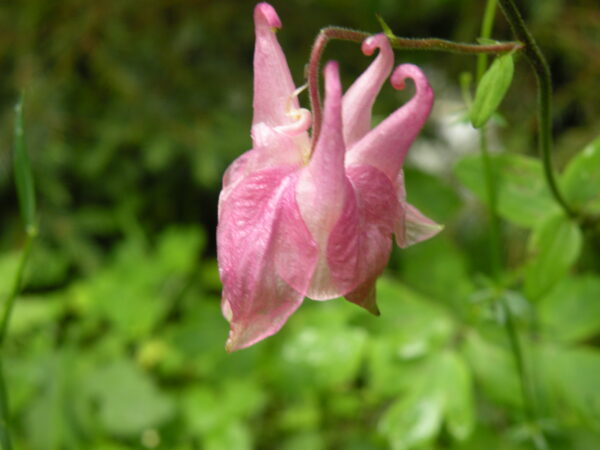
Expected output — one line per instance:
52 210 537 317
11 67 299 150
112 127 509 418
307 27 523 147
497 0 576 218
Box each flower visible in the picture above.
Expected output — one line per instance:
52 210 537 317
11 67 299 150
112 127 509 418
217 2 442 351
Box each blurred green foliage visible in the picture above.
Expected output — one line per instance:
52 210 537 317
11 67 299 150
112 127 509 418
1 0 600 449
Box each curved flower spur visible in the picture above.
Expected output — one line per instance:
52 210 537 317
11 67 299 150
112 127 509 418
217 2 442 351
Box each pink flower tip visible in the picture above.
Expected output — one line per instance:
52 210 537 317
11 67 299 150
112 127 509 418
361 33 389 56
254 3 282 29
323 61 341 96
391 63 432 95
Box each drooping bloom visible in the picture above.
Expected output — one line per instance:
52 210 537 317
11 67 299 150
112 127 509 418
217 2 442 351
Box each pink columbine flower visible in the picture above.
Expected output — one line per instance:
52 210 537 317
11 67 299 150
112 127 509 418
217 2 442 351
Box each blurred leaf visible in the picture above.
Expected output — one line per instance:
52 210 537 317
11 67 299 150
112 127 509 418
13 97 37 232
470 53 514 128
398 236 475 309
463 330 522 407
157 226 204 274
525 212 582 301
0 252 20 298
561 135 600 215
378 351 474 449
404 167 461 223
539 275 600 343
455 152 560 228
8 294 62 336
87 359 174 436
380 390 444 450
375 277 454 360
444 352 475 441
541 345 600 430
279 322 367 389
204 420 252 450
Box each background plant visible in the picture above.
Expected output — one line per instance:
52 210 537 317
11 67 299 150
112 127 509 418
0 0 599 449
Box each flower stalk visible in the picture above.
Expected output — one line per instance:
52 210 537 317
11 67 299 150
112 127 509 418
497 0 575 218
307 27 523 145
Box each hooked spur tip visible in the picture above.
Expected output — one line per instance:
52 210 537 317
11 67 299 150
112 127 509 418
361 33 390 56
390 63 430 92
254 3 282 29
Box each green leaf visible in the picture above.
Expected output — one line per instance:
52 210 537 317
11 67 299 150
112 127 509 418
455 153 560 228
561 135 600 214
470 53 514 128
443 353 475 442
379 373 444 450
539 275 600 342
378 351 475 449
375 14 396 40
86 359 174 436
13 97 37 233
525 212 582 301
278 323 367 389
541 346 600 429
463 331 522 408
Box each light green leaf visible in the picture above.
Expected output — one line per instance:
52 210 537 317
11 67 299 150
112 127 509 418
525 212 582 301
541 345 600 429
378 352 475 449
379 386 444 450
86 359 174 436
279 323 367 389
443 353 475 442
463 331 522 408
470 53 514 128
455 152 560 228
561 135 600 214
375 14 396 40
539 275 600 342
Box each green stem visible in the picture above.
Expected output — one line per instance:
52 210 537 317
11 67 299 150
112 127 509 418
497 0 575 218
307 27 523 146
476 0 502 278
0 360 12 450
479 131 502 277
476 4 545 447
476 0 498 81
501 297 548 450
0 231 34 347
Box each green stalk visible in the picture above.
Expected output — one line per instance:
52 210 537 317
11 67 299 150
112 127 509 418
0 232 34 346
0 361 12 450
476 0 502 277
0 95 38 450
480 3 549 447
497 0 575 218
476 0 499 82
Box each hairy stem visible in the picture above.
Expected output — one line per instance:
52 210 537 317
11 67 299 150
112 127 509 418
497 0 575 217
307 27 523 146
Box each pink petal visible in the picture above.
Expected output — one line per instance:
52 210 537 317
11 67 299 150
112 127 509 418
251 3 310 170
217 167 317 351
342 34 394 149
295 62 350 299
252 3 298 128
393 170 443 248
395 203 444 248
331 165 398 312
345 63 434 182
